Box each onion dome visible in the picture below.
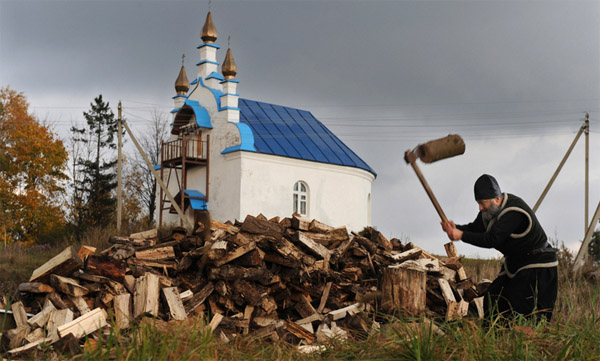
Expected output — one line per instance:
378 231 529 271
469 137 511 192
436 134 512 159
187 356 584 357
222 48 237 79
201 12 218 43
174 62 189 95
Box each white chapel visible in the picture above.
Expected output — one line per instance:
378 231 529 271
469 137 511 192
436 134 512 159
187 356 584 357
157 11 376 231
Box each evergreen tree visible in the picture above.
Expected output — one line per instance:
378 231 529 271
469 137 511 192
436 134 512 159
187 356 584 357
70 95 120 232
589 229 600 265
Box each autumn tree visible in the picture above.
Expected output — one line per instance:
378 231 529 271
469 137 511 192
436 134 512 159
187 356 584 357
70 95 120 232
0 87 68 244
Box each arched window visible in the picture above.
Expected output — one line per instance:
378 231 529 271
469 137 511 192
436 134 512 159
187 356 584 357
293 181 309 217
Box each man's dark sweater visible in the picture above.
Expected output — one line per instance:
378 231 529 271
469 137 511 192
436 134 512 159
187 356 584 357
458 193 557 276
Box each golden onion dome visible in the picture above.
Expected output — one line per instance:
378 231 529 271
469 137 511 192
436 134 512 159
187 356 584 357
222 48 237 79
201 12 218 43
174 63 189 95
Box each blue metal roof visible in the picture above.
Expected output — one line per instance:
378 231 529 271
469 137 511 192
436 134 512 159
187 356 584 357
236 99 376 176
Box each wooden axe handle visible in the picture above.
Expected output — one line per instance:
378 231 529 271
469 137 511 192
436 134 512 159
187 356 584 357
404 151 449 223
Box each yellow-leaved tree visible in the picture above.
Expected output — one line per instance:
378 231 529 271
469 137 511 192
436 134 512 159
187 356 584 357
0 87 68 244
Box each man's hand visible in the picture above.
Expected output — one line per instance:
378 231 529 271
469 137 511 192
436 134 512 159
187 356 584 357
441 220 455 233
441 221 463 241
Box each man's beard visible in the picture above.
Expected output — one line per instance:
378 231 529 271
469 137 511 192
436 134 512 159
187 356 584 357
482 202 501 222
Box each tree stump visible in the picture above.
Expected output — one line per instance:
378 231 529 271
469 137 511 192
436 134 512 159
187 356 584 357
381 265 426 315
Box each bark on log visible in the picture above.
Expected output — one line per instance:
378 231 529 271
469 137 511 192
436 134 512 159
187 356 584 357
240 215 284 239
18 282 55 294
213 242 257 267
85 255 127 282
270 237 316 266
308 219 334 233
184 282 214 315
381 266 426 314
294 294 317 318
331 237 355 263
284 320 316 344
50 275 89 297
47 292 69 309
294 232 331 259
353 234 378 255
290 215 311 231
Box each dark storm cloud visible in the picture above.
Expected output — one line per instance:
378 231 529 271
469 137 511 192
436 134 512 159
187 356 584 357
1 0 599 257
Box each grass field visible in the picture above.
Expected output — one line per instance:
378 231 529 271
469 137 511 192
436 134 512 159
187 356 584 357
1 236 598 360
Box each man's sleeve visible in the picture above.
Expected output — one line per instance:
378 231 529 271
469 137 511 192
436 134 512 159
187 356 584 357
460 211 527 249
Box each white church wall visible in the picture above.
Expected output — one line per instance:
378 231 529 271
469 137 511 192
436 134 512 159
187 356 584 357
206 143 242 224
223 151 374 232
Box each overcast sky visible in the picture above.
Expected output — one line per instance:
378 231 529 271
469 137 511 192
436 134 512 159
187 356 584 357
1 0 599 258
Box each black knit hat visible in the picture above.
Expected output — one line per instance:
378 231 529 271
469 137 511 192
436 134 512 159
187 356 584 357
474 174 501 200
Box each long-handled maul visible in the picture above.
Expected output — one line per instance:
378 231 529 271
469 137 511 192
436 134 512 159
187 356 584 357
404 134 466 223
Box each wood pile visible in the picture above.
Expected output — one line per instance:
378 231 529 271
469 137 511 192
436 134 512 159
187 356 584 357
1 214 491 357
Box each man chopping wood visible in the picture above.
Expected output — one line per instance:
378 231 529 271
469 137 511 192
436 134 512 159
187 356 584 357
441 174 558 321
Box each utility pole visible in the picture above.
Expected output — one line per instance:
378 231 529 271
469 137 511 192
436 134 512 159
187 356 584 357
117 101 123 235
585 112 589 234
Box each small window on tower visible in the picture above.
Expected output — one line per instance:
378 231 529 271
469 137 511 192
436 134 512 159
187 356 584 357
293 181 309 217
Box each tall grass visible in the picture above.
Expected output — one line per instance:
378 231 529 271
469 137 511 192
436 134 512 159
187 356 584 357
1 237 599 361
7 282 600 360
76 317 215 361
